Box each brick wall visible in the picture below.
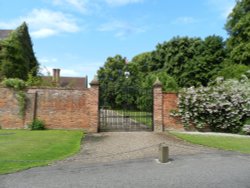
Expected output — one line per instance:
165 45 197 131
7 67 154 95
153 84 163 132
0 88 24 129
162 92 183 130
1 83 183 132
0 85 99 132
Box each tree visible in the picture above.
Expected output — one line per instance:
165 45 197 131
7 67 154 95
225 0 250 65
140 71 178 92
98 55 141 109
150 36 203 86
131 52 152 73
135 71 178 111
216 63 250 80
0 22 39 80
98 55 125 108
149 36 225 87
184 35 226 86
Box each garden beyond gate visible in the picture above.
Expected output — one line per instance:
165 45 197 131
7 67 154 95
99 86 153 132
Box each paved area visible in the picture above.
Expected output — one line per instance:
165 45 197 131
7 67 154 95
1 132 250 188
55 132 214 165
1 152 250 188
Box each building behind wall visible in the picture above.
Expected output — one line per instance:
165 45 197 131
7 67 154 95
0 30 12 52
42 69 88 89
0 30 12 40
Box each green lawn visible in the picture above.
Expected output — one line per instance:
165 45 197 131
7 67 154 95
116 110 152 127
0 130 83 174
171 132 250 154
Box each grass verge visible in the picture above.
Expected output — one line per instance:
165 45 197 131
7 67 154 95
0 130 83 174
170 132 250 154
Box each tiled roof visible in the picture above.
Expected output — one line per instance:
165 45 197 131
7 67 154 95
0 30 12 40
60 76 87 89
42 76 88 89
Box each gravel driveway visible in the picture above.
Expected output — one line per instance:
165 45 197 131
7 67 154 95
1 132 250 188
55 132 215 166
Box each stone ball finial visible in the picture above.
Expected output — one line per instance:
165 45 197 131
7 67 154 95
153 77 162 87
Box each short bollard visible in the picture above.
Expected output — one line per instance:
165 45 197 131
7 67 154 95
159 143 169 163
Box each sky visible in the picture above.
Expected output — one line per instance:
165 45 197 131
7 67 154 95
0 0 236 81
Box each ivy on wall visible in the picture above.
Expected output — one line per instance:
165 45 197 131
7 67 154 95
1 78 27 119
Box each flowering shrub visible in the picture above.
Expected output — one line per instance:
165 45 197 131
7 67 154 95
178 77 250 133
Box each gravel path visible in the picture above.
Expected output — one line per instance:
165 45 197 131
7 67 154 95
2 132 249 188
55 132 215 166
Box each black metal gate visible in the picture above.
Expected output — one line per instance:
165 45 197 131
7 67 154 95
99 86 153 132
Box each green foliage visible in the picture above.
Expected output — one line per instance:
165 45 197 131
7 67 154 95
150 36 226 87
97 0 250 116
225 0 250 65
194 35 226 85
1 78 27 90
216 63 250 80
131 52 152 73
0 22 39 80
28 119 46 130
26 69 43 87
245 118 250 125
179 78 250 133
16 91 27 118
97 54 179 111
143 71 178 92
98 55 142 109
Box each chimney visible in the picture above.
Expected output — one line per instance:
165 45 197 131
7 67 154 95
53 69 56 82
52 68 60 86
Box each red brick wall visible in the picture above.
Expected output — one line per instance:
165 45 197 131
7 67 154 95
163 92 183 130
153 85 163 132
0 86 99 132
0 86 183 132
0 88 24 129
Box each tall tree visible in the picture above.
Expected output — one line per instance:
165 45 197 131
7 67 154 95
225 0 250 65
149 36 225 87
131 52 152 73
98 55 141 108
0 22 39 80
185 35 226 86
151 37 203 87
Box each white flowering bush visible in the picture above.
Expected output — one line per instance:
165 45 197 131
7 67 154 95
178 77 250 133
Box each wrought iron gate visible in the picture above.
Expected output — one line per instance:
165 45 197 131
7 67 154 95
99 86 153 132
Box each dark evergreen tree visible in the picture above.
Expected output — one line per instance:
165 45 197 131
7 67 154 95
149 36 225 87
185 35 226 86
0 22 39 80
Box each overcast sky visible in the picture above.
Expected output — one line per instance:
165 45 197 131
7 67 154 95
0 0 236 80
